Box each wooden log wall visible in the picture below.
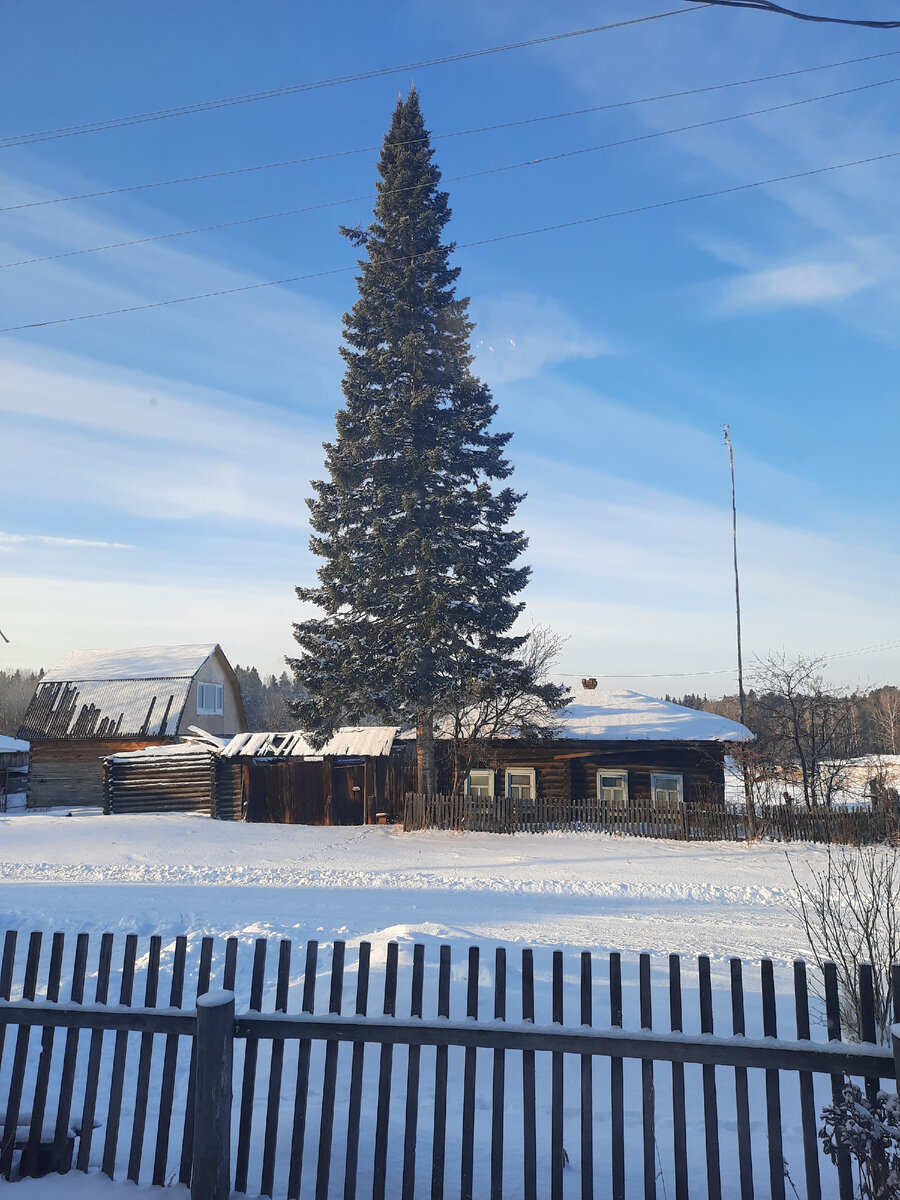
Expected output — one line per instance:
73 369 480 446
104 750 216 817
28 740 167 809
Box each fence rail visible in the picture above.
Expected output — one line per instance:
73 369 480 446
2 928 900 1198
402 792 900 843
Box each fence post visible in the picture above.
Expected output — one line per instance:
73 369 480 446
192 989 234 1200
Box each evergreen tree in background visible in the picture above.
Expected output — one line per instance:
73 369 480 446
289 89 561 790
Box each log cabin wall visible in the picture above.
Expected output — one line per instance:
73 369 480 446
28 738 169 808
437 739 726 804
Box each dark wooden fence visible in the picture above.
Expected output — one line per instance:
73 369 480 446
403 792 900 843
1 928 900 1197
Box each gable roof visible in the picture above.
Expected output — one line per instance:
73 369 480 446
19 643 222 740
556 687 753 742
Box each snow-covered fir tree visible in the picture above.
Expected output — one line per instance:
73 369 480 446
289 89 563 790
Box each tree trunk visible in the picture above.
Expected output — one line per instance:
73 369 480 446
416 707 435 795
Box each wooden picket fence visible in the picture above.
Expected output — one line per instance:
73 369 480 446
402 792 900 843
1 928 899 1198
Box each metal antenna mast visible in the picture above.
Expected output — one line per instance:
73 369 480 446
723 424 746 725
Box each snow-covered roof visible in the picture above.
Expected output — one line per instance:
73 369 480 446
221 726 400 759
557 687 753 742
42 643 218 682
19 678 194 740
105 742 217 764
0 734 29 754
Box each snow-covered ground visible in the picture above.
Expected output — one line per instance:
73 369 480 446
1 810 811 966
0 813 881 1198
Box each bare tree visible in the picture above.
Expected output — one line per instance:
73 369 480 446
444 624 569 795
872 686 900 756
749 653 861 807
787 845 900 1042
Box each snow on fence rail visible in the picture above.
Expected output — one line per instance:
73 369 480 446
1 929 899 1198
402 792 900 843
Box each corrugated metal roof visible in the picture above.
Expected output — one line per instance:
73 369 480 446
221 726 399 759
19 678 192 740
42 643 217 682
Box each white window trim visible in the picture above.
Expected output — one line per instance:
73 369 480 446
651 772 684 805
505 767 536 801
466 769 495 799
597 769 629 803
197 682 224 716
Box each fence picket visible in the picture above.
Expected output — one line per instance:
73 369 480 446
372 941 399 1200
639 953 656 1200
178 934 215 1186
128 934 161 1182
342 941 371 1200
580 951 593 1200
235 937 268 1194
823 961 854 1200
430 944 451 1200
1 931 41 1179
729 957 754 1200
53 932 88 1169
315 940 345 1200
521 947 537 1200
761 959 787 1200
152 934 187 1186
26 931 66 1175
698 955 722 1200
401 943 424 1200
460 945 479 1200
101 933 137 1178
609 951 625 1200
668 954 689 1200
793 959 822 1200
260 939 291 1198
490 948 506 1200
286 939 319 1200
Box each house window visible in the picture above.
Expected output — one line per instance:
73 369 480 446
651 773 684 805
506 768 536 801
197 682 224 716
466 770 495 799
597 770 628 804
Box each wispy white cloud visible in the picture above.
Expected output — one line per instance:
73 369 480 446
717 257 876 311
470 292 611 384
0 532 133 551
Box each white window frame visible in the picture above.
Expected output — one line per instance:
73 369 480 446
597 769 628 804
505 767 536 801
197 682 224 716
466 770 495 800
651 772 684 806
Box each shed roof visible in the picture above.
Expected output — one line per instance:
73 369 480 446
221 726 400 759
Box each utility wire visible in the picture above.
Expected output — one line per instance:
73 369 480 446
0 7 699 149
4 144 899 333
5 46 898 214
683 0 900 28
6 73 896 271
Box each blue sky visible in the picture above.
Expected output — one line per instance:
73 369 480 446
2 0 899 693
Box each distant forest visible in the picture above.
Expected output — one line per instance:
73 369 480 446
670 685 900 758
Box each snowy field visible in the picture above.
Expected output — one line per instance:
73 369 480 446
0 814 877 1197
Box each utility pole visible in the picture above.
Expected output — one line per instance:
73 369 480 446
723 424 756 836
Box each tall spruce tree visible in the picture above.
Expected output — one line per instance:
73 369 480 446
289 89 553 791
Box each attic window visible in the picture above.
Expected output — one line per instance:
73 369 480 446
197 683 224 716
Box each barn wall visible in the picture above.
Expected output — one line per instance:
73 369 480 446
28 739 168 808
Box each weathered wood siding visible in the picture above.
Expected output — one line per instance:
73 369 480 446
105 748 216 816
28 739 168 809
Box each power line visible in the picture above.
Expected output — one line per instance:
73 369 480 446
0 7 699 150
682 0 900 28
4 144 899 334
5 46 898 214
6 73 896 272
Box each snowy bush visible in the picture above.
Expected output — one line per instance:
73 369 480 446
820 1083 900 1199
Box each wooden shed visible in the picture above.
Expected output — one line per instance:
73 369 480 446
18 643 248 809
435 685 753 809
222 726 414 825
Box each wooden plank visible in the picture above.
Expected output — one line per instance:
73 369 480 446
178 935 215 1186
460 945 479 1200
698 955 721 1200
260 939 292 1198
343 940 371 1200
761 959 786 1200
401 943 425 1200
192 990 234 1200
26 931 66 1171
580 951 594 1200
372 940 399 1200
53 932 88 1163
792 960 822 1200
430 944 451 1200
669 954 689 1200
729 958 754 1200
0 931 42 1179
101 933 138 1178
521 947 537 1200
315 940 345 1200
286 939 319 1200
74 931 114 1172
609 951 625 1200
552 950 565 1200
235 937 268 1194
490 947 507 1200
0 930 16 1069
128 934 161 1182
640 953 656 1200
152 934 187 1186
